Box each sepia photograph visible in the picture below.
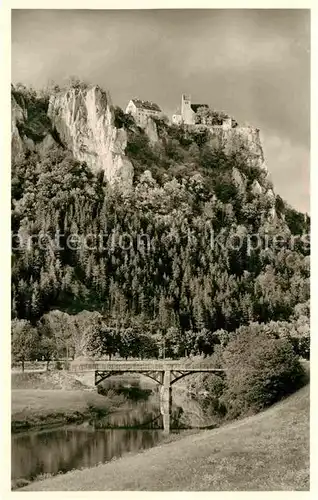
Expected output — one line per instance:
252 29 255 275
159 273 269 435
9 6 310 492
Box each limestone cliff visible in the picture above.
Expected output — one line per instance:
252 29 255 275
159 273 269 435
231 166 247 195
208 126 267 172
11 89 58 158
208 125 276 219
11 94 27 158
11 83 276 207
47 86 133 188
143 117 159 143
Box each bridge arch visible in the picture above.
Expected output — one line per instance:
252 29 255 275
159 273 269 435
95 370 164 386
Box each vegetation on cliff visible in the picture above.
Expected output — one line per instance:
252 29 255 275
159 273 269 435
11 82 310 391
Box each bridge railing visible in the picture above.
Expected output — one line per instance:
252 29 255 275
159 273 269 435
70 360 225 372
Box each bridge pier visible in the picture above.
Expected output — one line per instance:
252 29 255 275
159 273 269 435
160 370 172 434
73 370 97 389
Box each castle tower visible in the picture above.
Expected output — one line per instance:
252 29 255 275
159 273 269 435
181 94 195 125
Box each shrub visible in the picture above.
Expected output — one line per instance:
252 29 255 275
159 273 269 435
297 335 310 360
54 360 63 370
126 131 154 167
214 180 238 204
113 106 135 130
221 325 306 418
199 372 228 419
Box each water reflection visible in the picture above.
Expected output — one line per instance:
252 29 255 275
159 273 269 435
12 426 163 481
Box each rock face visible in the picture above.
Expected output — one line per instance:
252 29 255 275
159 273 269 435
11 91 57 157
232 167 247 195
47 85 133 188
208 126 267 173
11 95 26 158
144 117 159 143
251 179 263 196
265 188 276 220
12 84 276 202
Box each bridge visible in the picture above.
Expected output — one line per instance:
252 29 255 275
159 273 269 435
71 359 226 434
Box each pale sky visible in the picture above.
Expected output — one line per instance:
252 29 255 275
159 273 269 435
11 9 310 213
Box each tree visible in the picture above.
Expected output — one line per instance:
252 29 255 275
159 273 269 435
65 75 89 91
195 106 210 124
222 325 306 417
88 325 118 360
11 85 310 351
11 319 38 371
139 332 159 359
113 106 135 130
118 328 137 359
37 333 58 370
183 329 197 357
166 327 182 358
72 311 103 358
194 328 217 357
289 301 310 360
39 310 76 360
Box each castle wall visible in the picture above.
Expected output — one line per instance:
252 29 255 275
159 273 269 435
172 114 182 125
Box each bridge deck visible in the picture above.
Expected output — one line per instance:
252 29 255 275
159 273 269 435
71 361 225 372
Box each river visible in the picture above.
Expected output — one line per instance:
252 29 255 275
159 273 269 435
12 425 166 482
12 377 187 484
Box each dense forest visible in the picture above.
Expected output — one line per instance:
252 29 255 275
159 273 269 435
11 83 310 367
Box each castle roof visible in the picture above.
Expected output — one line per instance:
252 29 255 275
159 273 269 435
132 99 161 112
191 103 209 113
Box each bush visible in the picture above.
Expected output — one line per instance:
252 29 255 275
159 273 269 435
200 373 227 419
113 106 135 130
297 335 310 360
221 325 306 418
126 131 154 167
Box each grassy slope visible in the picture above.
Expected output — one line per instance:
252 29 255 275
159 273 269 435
12 389 108 416
22 384 309 491
11 389 127 432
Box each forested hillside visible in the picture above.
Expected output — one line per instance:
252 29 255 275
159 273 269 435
11 82 310 364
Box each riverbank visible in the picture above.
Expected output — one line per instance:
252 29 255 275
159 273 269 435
11 370 216 433
11 388 128 433
21 384 309 491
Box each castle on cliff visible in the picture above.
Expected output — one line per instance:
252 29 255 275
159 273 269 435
12 83 266 194
172 94 233 128
125 93 236 129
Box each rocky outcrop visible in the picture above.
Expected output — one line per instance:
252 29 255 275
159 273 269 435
12 84 277 202
11 92 57 157
251 179 263 196
36 133 57 155
48 86 133 188
265 188 276 220
232 167 246 195
207 126 268 173
144 117 159 143
11 95 26 158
